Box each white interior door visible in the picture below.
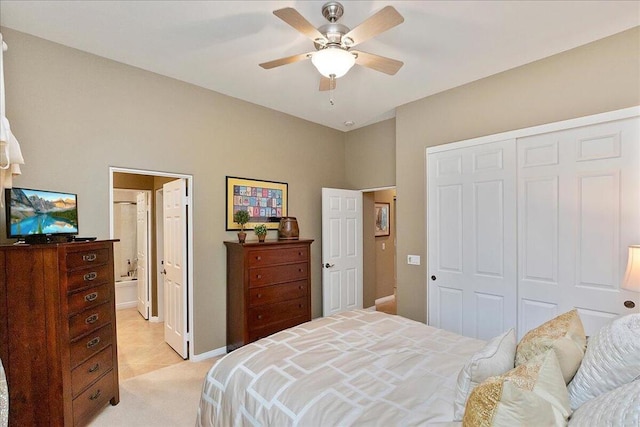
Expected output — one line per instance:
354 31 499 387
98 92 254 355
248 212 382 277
154 188 165 322
163 179 188 358
428 139 517 340
517 117 640 337
322 188 363 317
136 191 150 319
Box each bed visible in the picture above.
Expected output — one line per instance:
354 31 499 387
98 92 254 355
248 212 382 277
198 310 640 426
197 310 484 426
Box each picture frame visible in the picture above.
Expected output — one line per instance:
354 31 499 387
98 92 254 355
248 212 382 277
226 176 288 230
374 202 390 236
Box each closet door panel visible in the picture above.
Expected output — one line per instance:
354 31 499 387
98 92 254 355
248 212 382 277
428 139 517 339
518 117 640 337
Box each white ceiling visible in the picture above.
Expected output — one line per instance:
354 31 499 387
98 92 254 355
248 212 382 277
1 1 638 131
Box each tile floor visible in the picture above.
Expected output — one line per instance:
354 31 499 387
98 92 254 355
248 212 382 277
115 308 184 381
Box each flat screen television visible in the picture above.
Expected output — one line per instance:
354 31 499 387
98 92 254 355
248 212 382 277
5 187 78 242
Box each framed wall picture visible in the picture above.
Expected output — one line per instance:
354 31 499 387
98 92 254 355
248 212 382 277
374 202 390 236
226 176 288 230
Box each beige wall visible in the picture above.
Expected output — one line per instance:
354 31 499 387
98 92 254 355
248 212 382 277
374 189 396 299
1 27 346 355
344 118 396 189
362 192 376 308
395 27 640 323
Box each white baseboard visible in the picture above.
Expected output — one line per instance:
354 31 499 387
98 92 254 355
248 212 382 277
149 316 163 323
191 346 227 362
116 301 137 310
375 294 395 305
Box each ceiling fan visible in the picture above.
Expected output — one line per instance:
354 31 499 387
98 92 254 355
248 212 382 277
259 2 404 91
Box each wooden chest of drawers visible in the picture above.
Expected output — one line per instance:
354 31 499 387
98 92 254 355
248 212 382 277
225 239 313 352
0 240 119 426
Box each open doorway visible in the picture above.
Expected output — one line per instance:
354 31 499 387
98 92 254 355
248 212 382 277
109 167 194 380
362 187 397 314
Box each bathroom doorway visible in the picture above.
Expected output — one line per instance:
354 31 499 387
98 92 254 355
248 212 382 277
109 167 194 379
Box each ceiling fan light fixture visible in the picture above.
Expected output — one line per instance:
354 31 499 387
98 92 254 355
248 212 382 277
311 47 356 78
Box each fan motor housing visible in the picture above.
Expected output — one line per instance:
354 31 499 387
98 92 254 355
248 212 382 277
322 2 344 22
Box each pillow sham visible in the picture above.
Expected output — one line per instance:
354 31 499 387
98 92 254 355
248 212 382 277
462 351 570 427
515 309 586 384
567 313 640 410
453 329 516 421
568 380 640 426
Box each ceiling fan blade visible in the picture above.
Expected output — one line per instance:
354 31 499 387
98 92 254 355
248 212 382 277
343 6 404 47
259 52 311 69
319 76 337 91
353 50 403 75
273 8 327 43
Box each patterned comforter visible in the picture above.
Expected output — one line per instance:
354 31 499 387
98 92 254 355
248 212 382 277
197 310 484 427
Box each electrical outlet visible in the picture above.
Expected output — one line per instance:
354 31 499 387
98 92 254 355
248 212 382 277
382 243 386 250
407 255 421 265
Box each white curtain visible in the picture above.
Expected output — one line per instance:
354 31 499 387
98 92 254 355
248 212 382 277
0 32 24 205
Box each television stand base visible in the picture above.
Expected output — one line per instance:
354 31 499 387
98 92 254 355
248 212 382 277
24 235 71 244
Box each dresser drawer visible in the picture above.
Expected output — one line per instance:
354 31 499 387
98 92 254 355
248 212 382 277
71 345 114 398
249 280 307 307
70 323 113 368
248 297 308 329
248 315 309 342
67 264 111 292
69 302 113 340
72 370 115 425
67 283 111 316
248 246 309 267
66 247 110 270
249 263 308 288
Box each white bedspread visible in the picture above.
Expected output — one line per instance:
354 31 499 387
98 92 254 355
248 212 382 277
198 310 484 426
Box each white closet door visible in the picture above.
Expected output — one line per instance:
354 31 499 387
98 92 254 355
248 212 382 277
428 139 517 340
517 117 640 337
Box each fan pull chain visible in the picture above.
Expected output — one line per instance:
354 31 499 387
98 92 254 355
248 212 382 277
329 75 336 106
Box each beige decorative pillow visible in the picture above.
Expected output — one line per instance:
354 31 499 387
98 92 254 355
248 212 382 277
516 309 586 383
453 329 516 420
462 351 570 427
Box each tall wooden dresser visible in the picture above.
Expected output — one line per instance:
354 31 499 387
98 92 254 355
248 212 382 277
0 240 119 426
225 239 313 352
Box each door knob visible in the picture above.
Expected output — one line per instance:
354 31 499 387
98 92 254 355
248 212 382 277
431 275 436 281
324 263 335 268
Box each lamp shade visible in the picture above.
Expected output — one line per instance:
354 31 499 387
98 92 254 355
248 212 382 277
311 47 356 78
622 245 640 292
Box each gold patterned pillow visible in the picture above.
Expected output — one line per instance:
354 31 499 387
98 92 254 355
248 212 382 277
462 351 570 426
515 309 586 383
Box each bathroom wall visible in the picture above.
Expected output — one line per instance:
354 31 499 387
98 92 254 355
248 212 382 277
113 189 138 281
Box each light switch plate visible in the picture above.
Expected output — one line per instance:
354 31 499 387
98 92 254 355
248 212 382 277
407 255 421 265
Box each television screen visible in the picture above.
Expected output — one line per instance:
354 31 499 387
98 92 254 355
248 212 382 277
5 187 78 239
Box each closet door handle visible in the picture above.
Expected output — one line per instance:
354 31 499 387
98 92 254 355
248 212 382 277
431 275 437 281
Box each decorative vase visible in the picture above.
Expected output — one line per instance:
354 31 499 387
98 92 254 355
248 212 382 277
237 231 246 243
278 217 299 240
258 234 266 243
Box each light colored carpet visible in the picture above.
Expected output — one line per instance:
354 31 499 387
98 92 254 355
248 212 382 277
90 359 217 426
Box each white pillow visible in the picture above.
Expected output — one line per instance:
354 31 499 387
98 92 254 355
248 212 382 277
462 350 571 426
568 380 640 426
453 329 516 420
567 313 640 410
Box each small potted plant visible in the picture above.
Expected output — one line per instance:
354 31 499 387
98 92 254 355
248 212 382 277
233 210 250 243
254 224 268 242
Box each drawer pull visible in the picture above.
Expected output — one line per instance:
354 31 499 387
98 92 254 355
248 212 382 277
88 363 100 373
256 293 262 299
85 314 99 324
86 337 101 349
299 304 303 308
298 268 303 272
257 314 263 320
89 389 102 401
84 292 99 302
256 256 261 261
83 253 97 262
298 286 303 290
298 251 303 256
84 272 98 281
256 274 262 279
